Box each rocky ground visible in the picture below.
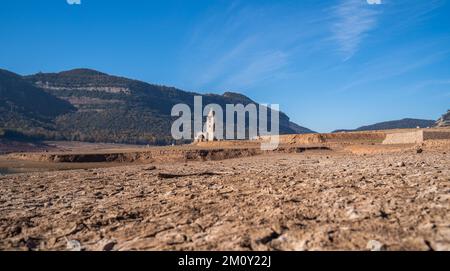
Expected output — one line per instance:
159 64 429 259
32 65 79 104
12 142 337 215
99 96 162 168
0 144 449 251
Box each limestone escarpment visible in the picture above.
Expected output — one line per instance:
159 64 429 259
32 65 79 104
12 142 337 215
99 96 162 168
435 110 450 127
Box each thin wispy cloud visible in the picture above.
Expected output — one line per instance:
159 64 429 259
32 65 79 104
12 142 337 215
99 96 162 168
180 1 332 91
220 50 288 89
180 3 299 90
334 45 450 93
195 36 257 87
409 79 450 92
330 0 381 60
326 0 449 93
67 0 81 5
381 0 444 34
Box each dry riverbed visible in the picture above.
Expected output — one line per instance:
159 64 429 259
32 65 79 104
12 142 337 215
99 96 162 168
0 145 449 251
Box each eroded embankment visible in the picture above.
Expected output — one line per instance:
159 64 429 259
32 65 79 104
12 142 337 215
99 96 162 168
6 146 331 164
274 132 387 144
7 148 259 163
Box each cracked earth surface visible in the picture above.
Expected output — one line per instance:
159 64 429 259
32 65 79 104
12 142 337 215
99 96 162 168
0 147 449 251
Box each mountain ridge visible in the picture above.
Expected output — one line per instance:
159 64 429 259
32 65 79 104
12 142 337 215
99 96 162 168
1 68 315 144
333 118 436 133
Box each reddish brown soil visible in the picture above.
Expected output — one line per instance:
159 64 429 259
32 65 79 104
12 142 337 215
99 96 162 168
0 141 449 251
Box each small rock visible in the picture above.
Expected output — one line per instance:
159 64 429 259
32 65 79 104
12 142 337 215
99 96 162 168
9 226 22 236
165 233 187 245
66 240 82 251
379 210 389 219
25 238 39 251
102 240 117 251
292 239 308 251
346 207 359 220
94 191 103 199
397 162 406 167
366 240 386 251
239 237 252 249
145 166 157 171
416 148 423 154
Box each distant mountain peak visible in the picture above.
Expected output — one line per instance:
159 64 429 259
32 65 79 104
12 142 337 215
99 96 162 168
220 92 255 104
30 68 110 80
223 91 249 98
57 68 108 77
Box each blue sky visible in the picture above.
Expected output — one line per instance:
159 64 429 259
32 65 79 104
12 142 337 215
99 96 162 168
1 0 449 132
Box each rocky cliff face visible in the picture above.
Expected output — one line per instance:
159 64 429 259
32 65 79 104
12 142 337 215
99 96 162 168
436 110 450 127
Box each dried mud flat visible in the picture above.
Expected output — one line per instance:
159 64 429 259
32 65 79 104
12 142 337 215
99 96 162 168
0 143 449 251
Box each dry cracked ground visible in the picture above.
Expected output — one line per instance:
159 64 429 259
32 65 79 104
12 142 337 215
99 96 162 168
0 146 449 251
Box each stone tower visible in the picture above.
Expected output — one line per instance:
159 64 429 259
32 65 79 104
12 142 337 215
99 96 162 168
194 109 216 142
205 109 216 141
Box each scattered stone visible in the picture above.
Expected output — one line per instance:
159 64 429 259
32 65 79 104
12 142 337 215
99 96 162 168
346 207 359 220
366 240 386 251
102 240 117 251
165 233 187 245
379 210 389 219
94 191 103 199
239 236 252 249
66 240 82 251
258 231 281 245
9 226 22 237
25 238 39 251
416 148 423 154
158 171 227 179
